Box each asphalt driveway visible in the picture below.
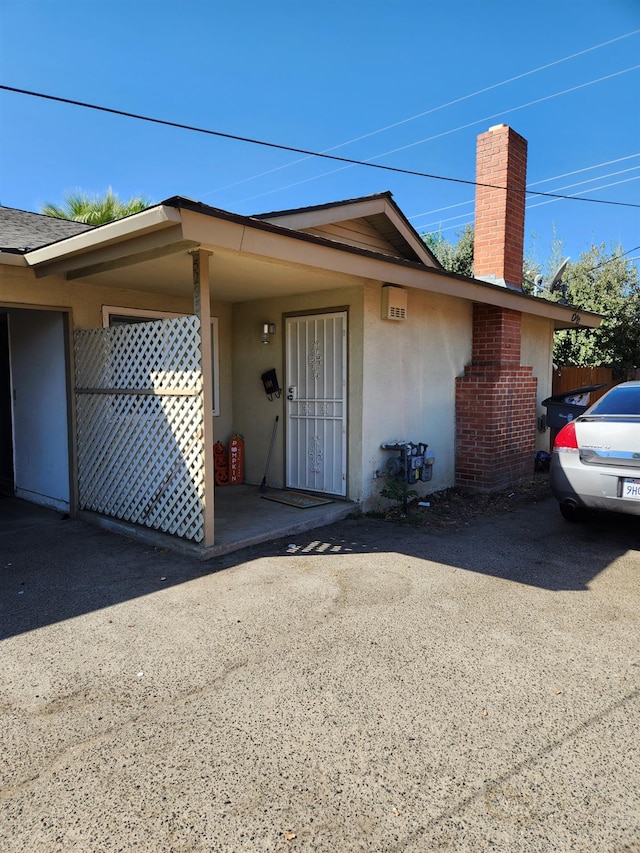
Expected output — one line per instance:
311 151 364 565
1 495 639 852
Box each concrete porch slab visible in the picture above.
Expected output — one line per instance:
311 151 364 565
77 485 358 559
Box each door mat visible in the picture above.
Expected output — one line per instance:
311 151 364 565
261 491 334 509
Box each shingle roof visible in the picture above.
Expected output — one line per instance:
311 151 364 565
0 206 93 252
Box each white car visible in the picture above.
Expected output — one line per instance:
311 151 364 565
550 381 640 521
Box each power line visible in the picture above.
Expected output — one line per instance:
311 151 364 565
527 153 640 187
419 173 640 236
2 84 639 210
349 66 640 165
203 29 640 197
526 175 640 210
230 65 640 207
582 244 640 274
409 154 640 221
419 169 640 229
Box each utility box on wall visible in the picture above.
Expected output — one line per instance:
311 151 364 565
381 285 407 321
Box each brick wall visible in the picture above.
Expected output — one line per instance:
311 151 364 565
455 126 536 492
471 304 522 366
456 305 537 492
474 124 527 289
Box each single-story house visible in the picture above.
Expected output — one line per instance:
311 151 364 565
0 124 599 555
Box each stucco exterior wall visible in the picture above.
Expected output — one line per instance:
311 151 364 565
2 260 558 514
521 313 554 452
231 284 365 493
0 265 192 327
211 302 233 444
0 264 235 443
360 283 472 510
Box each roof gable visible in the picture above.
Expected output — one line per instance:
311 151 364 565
253 192 441 268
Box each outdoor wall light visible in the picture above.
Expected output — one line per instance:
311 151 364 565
261 322 276 344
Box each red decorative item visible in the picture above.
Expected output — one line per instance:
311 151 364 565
214 441 229 486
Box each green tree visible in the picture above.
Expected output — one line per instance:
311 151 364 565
426 224 640 375
552 244 640 376
422 224 474 277
41 188 151 225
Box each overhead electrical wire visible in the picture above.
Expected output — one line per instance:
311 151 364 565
527 153 640 187
540 244 640 280
582 244 640 274
204 29 640 197
409 154 640 221
419 173 640 237
341 67 640 168
419 167 640 230
526 174 640 210
1 83 639 210
232 64 640 206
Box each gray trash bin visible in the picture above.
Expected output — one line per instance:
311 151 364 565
542 384 606 429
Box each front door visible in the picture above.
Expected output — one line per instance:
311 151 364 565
285 312 347 496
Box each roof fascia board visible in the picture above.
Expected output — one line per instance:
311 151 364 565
65 238 199 281
31 225 189 280
24 205 183 267
0 252 28 266
15 197 597 331
177 209 247 252
252 192 392 221
257 196 389 230
178 212 599 330
379 200 440 267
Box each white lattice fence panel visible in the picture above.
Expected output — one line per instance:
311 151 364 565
74 316 206 542
76 316 202 392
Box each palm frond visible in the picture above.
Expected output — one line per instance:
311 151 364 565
40 188 152 224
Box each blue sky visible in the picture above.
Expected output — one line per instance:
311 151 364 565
1 0 639 273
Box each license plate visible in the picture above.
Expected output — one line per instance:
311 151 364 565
622 478 640 500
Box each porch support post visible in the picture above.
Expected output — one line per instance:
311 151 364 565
192 248 215 547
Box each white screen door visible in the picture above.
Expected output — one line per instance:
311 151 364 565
286 312 347 496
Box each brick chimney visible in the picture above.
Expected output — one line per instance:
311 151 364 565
455 125 537 492
474 124 527 289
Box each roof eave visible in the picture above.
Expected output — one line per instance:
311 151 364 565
24 205 183 267
19 197 601 330
0 251 28 266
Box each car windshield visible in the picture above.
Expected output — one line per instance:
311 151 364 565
589 386 640 415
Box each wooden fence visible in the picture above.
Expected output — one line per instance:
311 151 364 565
552 366 616 404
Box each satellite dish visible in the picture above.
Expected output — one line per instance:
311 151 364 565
533 274 544 296
549 257 570 294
